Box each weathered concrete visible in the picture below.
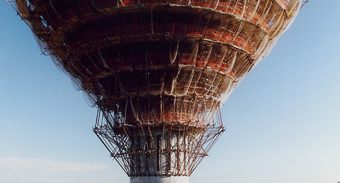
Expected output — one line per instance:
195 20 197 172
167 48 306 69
130 176 189 183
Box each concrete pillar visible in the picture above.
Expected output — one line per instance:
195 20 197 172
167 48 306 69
130 176 189 183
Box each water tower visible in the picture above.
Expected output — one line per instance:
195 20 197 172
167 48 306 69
8 0 304 182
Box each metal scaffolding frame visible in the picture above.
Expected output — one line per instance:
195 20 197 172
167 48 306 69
7 0 303 178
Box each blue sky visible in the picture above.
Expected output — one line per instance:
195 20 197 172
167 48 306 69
0 1 339 183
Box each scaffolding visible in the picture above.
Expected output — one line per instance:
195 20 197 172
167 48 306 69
8 0 302 178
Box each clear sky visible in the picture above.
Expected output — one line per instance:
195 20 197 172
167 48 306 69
0 1 339 183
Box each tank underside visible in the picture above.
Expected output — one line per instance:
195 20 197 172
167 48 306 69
9 0 301 179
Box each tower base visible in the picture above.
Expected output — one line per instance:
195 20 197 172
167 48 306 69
130 176 189 183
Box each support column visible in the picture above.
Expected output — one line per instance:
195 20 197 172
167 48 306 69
130 176 189 183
